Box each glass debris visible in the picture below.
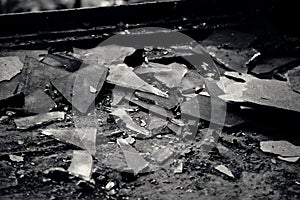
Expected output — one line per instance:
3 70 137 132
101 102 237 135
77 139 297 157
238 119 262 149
205 46 259 73
287 66 300 94
117 138 149 175
0 73 22 102
21 57 70 95
0 56 23 83
0 49 47 63
153 63 188 88
134 62 172 75
107 64 168 98
41 53 82 72
74 45 135 67
14 111 65 130
68 150 93 181
105 181 115 191
51 65 108 114
181 95 244 127
277 156 299 163
217 72 300 113
134 90 180 110
23 89 56 114
152 147 174 164
250 57 299 76
148 115 167 131
42 127 97 155
180 70 205 98
214 164 234 178
124 96 174 119
111 86 129 106
173 161 183 174
260 140 300 157
111 107 150 138
1 21 300 199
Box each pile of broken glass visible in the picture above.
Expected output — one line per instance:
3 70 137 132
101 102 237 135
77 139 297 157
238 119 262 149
1 29 299 183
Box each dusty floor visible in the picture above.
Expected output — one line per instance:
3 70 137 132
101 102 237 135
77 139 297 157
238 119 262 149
0 97 299 200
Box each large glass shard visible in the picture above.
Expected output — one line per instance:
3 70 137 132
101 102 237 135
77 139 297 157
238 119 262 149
51 65 108 114
111 107 151 138
74 45 135 67
68 150 93 181
0 56 23 83
14 111 65 130
106 64 168 98
42 127 97 155
117 138 149 175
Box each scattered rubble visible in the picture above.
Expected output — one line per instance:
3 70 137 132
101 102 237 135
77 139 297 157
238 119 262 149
189 44 221 79
95 142 128 171
201 29 259 73
73 112 98 128
14 111 65 130
241 171 277 198
76 179 95 190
